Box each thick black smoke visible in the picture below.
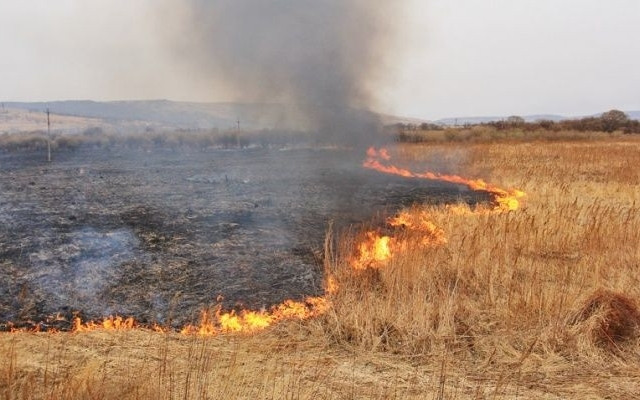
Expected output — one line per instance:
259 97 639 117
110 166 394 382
181 0 400 146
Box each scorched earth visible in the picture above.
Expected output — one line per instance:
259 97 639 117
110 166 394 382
0 145 486 330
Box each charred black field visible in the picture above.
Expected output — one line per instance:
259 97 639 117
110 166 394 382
0 144 487 330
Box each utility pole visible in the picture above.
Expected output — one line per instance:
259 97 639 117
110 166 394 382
47 108 51 162
236 117 241 148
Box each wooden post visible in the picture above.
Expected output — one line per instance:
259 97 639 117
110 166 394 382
236 117 240 148
47 108 51 162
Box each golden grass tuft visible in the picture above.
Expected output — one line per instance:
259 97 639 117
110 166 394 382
571 289 640 348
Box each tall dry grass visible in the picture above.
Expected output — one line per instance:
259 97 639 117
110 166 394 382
320 139 640 397
2 138 640 398
394 126 618 144
1 325 445 399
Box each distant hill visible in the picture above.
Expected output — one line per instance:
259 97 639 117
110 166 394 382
627 111 640 120
3 100 411 134
2 100 638 134
0 107 109 134
3 100 290 131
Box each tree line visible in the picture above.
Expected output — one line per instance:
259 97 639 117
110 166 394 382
485 110 639 134
390 110 640 135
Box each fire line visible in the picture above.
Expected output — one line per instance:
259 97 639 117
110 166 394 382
351 147 525 270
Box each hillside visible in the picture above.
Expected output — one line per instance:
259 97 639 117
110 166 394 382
2 100 638 134
2 100 284 132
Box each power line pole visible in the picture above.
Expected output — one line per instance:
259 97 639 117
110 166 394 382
236 117 240 148
47 108 51 162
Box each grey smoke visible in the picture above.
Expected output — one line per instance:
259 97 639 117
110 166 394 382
179 0 400 146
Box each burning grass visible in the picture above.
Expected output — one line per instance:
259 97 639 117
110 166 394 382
3 137 640 398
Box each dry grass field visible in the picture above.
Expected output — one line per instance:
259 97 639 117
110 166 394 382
2 136 640 399
0 108 108 135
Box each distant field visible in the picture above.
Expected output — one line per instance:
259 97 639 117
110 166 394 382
0 108 106 134
2 136 639 399
0 107 181 135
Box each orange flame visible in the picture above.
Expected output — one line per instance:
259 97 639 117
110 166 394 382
4 299 330 336
325 275 339 295
349 210 450 270
73 315 136 332
388 210 448 246
350 148 525 270
351 231 393 270
180 296 330 336
364 147 525 212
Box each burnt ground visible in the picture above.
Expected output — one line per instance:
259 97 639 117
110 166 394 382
0 145 488 330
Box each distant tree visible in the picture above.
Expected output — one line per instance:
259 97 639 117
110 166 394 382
506 115 525 125
623 119 640 134
419 122 443 131
601 110 629 132
536 119 556 131
82 126 104 136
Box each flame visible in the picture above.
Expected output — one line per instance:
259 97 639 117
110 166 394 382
180 296 329 336
349 210 449 270
325 275 339 295
350 148 525 270
351 231 393 270
4 298 330 336
364 147 525 212
73 316 136 332
445 203 475 215
388 210 448 246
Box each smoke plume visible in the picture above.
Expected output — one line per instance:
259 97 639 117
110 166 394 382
178 0 400 145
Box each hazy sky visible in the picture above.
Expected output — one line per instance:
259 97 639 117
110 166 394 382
1 0 639 120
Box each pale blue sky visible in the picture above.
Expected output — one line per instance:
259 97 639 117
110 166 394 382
1 0 639 120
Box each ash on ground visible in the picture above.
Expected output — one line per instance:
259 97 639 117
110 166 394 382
0 146 486 329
